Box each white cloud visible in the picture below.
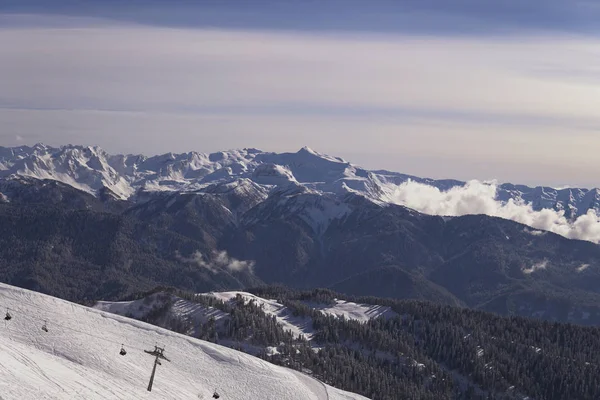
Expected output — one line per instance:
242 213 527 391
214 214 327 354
175 250 254 274
523 260 549 275
390 180 600 243
212 251 255 273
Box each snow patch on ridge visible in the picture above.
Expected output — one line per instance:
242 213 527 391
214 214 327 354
305 300 398 323
208 291 313 340
205 292 398 338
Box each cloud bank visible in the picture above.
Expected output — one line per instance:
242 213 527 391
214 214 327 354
175 250 255 274
391 180 600 243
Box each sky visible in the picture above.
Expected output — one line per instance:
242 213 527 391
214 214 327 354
1 1 600 187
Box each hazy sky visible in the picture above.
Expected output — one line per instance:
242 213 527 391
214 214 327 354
1 1 600 187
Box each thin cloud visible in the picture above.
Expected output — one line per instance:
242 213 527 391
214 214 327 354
2 13 600 185
523 260 549 275
2 17 600 121
175 250 255 274
5 1 600 35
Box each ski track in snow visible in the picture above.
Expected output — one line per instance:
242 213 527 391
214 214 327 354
0 283 368 400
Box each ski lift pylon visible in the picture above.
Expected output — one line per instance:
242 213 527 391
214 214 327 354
41 320 48 332
4 308 11 321
213 390 220 399
119 344 127 356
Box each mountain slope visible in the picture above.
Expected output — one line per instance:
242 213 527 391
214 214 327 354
0 282 366 400
224 195 600 324
0 203 260 301
2 182 600 326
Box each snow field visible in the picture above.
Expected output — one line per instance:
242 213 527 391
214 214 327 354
0 283 367 400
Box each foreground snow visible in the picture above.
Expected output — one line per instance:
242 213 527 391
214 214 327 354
0 283 367 400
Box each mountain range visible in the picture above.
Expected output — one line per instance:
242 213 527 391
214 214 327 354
1 144 599 217
1 144 600 326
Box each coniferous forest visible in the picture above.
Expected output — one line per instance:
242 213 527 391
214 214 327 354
122 286 600 400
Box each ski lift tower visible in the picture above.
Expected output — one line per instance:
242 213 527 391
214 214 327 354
145 345 170 392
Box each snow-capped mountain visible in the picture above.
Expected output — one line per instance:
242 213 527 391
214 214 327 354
0 144 379 201
0 282 367 400
1 144 598 220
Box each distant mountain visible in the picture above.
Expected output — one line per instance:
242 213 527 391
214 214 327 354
1 144 598 217
1 144 600 327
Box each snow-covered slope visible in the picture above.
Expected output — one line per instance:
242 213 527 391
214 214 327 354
96 291 397 343
208 291 396 328
0 283 367 400
209 291 315 339
95 292 228 323
306 299 398 323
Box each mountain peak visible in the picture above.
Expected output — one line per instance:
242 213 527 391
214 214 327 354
298 146 318 155
295 146 348 165
32 142 50 151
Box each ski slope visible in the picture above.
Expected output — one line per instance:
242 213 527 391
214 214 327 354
0 283 368 400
